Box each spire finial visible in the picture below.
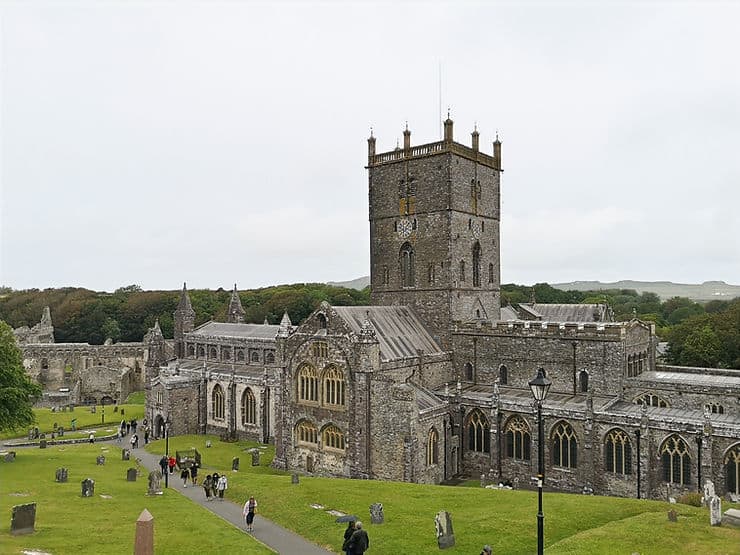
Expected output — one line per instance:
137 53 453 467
369 126 374 138
474 122 478 132
405 120 408 131
495 129 500 141
447 107 450 119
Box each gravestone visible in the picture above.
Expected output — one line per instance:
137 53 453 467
134 508 154 555
667 509 677 522
703 479 716 506
40 433 46 439
127 468 138 482
480 474 487 488
28 428 35 440
723 508 740 528
250 449 260 466
205 440 212 448
710 495 722 526
55 468 68 483
114 405 118 413
71 419 77 431
53 422 58 429
122 449 130 461
81 478 95 497
232 457 239 471
96 455 106 465
147 471 162 495
370 502 384 524
58 427 64 437
91 406 96 413
70 404 75 411
34 427 40 438
10 502 36 535
39 439 47 449
291 473 300 484
4 451 16 462
435 510 455 549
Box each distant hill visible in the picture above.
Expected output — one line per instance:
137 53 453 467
551 280 740 301
327 276 370 290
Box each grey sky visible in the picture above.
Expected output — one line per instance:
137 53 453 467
1 1 738 292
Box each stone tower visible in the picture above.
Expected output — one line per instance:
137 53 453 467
226 284 246 323
367 118 502 346
173 282 195 358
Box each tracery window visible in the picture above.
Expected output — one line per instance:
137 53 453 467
212 384 225 420
236 349 245 362
297 364 319 403
156 391 163 404
250 350 260 363
322 425 345 451
198 346 205 358
634 393 669 408
505 416 531 460
323 365 345 407
311 341 328 358
209 347 217 359
472 242 481 287
661 435 691 486
400 243 415 287
499 365 508 385
296 420 317 445
265 351 275 364
725 444 740 496
604 429 632 475
222 349 231 361
466 409 490 453
427 427 439 465
552 421 578 468
428 263 435 284
241 388 256 426
705 403 724 415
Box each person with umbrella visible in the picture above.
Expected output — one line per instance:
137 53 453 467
341 519 356 555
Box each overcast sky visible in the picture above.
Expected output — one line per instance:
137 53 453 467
1 1 738 292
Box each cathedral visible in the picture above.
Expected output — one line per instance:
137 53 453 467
146 118 740 501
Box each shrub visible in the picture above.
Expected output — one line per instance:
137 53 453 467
678 492 703 506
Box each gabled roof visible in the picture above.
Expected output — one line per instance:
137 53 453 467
333 306 443 361
189 321 280 340
532 303 608 322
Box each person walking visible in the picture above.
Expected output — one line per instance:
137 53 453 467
88 432 95 444
168 455 176 474
242 495 258 532
159 455 168 476
180 466 190 487
202 475 213 501
144 428 150 445
347 521 369 555
211 472 220 498
130 433 138 449
190 461 199 485
216 473 228 500
341 520 356 555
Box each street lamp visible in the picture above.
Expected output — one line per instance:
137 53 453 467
164 416 171 489
529 367 552 555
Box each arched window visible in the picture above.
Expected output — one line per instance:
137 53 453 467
297 364 319 403
505 416 531 460
250 350 260 363
265 351 275 364
466 409 490 453
499 365 508 385
311 341 328 358
382 266 389 286
552 421 578 468
427 427 439 465
725 444 740 496
661 435 691 486
428 263 435 284
634 393 669 408
317 313 327 329
706 403 724 415
605 429 632 475
323 365 345 407
236 349 245 362
464 362 473 381
322 425 345 451
241 388 256 426
488 262 494 284
198 346 205 358
472 242 481 287
579 370 589 393
187 345 195 357
209 347 217 359
400 243 415 287
222 349 231 361
212 384 225 420
460 260 466 282
296 420 317 445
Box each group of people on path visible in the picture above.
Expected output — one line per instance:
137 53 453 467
201 472 228 500
119 418 151 447
342 520 370 555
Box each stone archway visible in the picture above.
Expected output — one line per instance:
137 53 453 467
100 395 115 405
154 415 165 439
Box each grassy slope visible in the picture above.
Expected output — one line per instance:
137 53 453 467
0 444 271 554
149 436 740 555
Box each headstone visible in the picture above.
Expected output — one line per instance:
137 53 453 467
127 468 138 482
51 406 56 413
668 497 677 504
147 471 162 495
71 419 77 431
710 495 722 526
70 404 75 411
114 405 118 413
53 421 58 429
435 510 455 549
58 426 64 437
723 508 740 528
55 468 68 482
370 502 384 524
96 455 106 465
28 428 34 440
122 449 130 461
4 451 16 462
40 433 46 439
205 440 212 448
291 473 299 484
120 408 124 415
480 474 487 488
91 406 96 413
39 439 47 449
34 427 40 438
667 509 677 522
81 478 95 497
251 449 260 466
10 503 36 535
703 479 716 506
729 493 740 503
232 457 239 471
134 508 154 555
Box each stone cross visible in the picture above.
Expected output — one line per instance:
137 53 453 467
147 471 162 495
10 503 36 535
127 468 138 482
81 478 95 497
435 510 455 549
55 468 68 483
710 495 722 526
134 508 154 555
370 502 384 524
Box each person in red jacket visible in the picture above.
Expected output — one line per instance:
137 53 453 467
168 455 176 474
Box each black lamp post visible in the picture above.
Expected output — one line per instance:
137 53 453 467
164 416 171 489
101 405 105 424
529 367 552 555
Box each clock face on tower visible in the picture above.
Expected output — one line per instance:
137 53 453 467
398 219 413 239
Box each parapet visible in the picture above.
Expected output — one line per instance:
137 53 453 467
455 320 626 340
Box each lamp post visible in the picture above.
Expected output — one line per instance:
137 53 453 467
529 368 552 555
164 416 171 489
101 405 105 424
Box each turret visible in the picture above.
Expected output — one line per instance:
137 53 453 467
403 122 411 154
493 133 502 171
471 125 479 152
443 114 454 143
174 282 195 358
367 129 376 164
226 284 246 323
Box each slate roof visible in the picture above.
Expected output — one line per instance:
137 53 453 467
500 306 520 321
189 322 280 340
532 303 607 322
333 306 443 361
414 384 447 412
637 370 740 388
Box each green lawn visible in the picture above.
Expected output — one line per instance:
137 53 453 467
124 391 145 404
149 435 740 555
0 444 272 554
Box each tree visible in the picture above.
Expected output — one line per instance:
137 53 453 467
0 320 41 432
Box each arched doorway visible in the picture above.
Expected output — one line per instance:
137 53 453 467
154 415 165 439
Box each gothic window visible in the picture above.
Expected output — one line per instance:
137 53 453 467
297 364 319 403
460 260 466 283
156 391 163 404
250 350 260 363
198 346 205 358
505 416 531 460
187 345 195 357
427 427 439 465
222 349 231 361
212 384 225 420
488 263 494 284
236 349 245 362
241 388 256 426
552 421 578 468
317 314 327 329
472 242 481 287
705 403 724 415
296 420 317 445
725 444 740 495
579 370 589 393
634 393 669 408
604 429 632 475
323 365 345 407
499 365 508 385
464 362 474 381
466 409 490 453
311 341 328 358
265 351 275 364
209 347 217 359
382 266 389 286
322 425 345 451
400 243 415 287
661 435 691 486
